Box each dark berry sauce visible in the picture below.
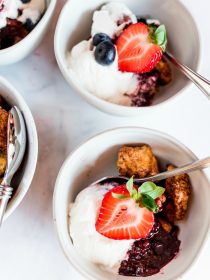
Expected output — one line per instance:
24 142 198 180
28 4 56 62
119 222 180 277
0 19 29 50
0 3 43 50
126 70 159 107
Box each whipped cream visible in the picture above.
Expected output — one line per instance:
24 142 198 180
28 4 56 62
69 184 133 271
67 2 139 106
0 0 45 29
91 2 137 38
0 0 22 28
18 0 45 25
68 40 138 106
68 2 139 106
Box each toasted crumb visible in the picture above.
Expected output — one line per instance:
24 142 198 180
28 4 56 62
117 144 159 178
0 154 6 177
165 164 191 220
156 58 172 85
159 218 172 233
0 108 8 153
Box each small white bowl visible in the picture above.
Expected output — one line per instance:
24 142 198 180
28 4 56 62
0 76 38 221
54 0 201 117
0 0 57 65
53 127 210 280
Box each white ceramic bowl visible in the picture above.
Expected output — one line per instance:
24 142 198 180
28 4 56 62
0 0 57 65
54 0 201 117
0 76 38 221
54 127 210 280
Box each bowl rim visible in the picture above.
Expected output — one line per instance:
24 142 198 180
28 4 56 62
0 76 38 221
0 0 57 54
53 126 210 280
54 0 202 116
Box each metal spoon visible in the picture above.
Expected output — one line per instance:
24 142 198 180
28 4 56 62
141 17 210 99
92 157 210 186
0 106 26 226
164 51 210 100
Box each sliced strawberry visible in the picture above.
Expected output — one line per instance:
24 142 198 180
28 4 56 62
95 184 154 240
116 23 163 73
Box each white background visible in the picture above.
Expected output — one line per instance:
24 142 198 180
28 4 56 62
0 0 210 279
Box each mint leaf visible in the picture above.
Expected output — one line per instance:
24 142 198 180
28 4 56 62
154 24 167 52
141 194 158 213
112 179 164 212
126 177 138 197
155 25 166 43
139 182 165 199
148 186 165 199
112 193 129 199
139 182 156 193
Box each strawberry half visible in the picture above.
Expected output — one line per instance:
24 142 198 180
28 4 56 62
95 184 154 240
116 23 167 73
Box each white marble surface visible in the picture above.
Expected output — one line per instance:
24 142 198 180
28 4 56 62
0 0 210 279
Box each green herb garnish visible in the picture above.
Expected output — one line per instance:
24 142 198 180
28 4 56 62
149 24 167 52
112 177 165 213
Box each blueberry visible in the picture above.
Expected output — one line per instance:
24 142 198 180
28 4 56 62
20 0 30 3
94 41 116 66
93 33 112 46
24 18 36 32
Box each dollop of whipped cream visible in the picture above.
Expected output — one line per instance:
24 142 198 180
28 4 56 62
67 2 139 106
68 40 138 105
18 0 45 24
0 0 22 28
69 184 133 271
91 2 137 38
0 0 45 29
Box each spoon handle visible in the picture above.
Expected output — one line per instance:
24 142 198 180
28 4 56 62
0 185 13 226
165 51 210 100
135 157 210 183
